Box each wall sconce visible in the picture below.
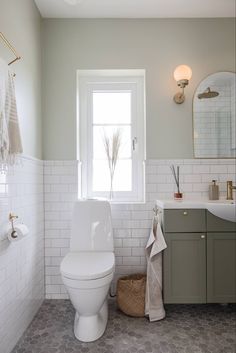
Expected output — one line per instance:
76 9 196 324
173 65 192 104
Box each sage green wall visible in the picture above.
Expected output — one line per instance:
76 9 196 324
42 18 235 160
0 0 42 159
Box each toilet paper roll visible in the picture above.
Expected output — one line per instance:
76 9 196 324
7 224 29 242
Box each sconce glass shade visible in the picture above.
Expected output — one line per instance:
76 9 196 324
174 65 192 82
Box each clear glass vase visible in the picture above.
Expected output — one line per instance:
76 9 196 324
109 178 114 200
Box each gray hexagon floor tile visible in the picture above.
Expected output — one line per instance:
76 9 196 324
11 300 236 353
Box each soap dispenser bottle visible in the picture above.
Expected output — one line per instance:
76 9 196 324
209 180 219 200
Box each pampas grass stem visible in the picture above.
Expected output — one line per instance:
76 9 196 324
103 128 122 199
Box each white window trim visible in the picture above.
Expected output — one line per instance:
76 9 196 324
77 70 146 203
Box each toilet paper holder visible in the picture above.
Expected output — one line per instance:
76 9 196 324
9 213 18 239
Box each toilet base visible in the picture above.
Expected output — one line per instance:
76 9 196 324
74 300 108 342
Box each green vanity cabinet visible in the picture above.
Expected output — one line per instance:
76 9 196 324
206 212 236 303
162 208 236 304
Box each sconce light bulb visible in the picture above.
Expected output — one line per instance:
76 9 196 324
174 65 192 82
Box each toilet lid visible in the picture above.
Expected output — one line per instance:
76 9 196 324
60 252 115 280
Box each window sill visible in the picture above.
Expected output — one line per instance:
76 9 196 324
78 197 146 205
109 200 146 205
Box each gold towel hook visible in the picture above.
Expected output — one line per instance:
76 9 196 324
153 205 161 216
9 213 18 238
9 213 18 221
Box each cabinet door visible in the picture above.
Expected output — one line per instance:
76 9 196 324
163 233 206 304
207 232 236 303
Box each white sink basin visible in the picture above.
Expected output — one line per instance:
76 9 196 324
206 200 236 223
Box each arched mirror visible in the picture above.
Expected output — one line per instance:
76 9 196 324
193 71 236 158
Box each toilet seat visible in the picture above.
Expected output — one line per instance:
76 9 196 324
60 251 115 281
62 271 114 290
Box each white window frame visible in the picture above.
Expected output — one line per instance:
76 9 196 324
77 70 146 203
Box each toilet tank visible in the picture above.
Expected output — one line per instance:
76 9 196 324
70 200 114 252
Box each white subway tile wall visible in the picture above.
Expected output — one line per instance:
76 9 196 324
0 157 44 353
44 161 78 299
0 156 234 352
44 159 236 299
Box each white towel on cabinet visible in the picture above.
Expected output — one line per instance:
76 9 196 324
0 57 22 169
145 214 167 322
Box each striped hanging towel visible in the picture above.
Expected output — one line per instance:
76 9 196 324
0 57 23 170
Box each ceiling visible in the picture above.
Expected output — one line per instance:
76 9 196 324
34 0 235 18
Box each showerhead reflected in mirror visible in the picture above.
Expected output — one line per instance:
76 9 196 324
193 71 236 158
198 87 219 99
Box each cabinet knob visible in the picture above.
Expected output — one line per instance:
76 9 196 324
201 235 205 239
183 211 188 216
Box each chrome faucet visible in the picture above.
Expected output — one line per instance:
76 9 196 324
226 181 236 200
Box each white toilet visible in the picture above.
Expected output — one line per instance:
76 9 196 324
60 200 115 342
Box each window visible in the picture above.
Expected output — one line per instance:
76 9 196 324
77 70 146 202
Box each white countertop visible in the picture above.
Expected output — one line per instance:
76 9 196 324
156 199 235 209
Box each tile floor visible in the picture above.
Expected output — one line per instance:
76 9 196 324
12 300 236 353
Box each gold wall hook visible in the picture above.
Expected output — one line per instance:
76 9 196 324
9 213 18 238
9 213 18 221
153 205 162 216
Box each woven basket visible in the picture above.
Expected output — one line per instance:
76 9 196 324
116 274 147 317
